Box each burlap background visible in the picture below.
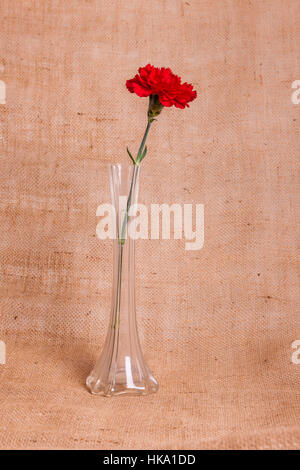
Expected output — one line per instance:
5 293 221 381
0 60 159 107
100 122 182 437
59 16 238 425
0 0 299 450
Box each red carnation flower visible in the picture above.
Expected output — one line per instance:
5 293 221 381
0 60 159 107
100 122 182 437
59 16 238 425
126 64 197 109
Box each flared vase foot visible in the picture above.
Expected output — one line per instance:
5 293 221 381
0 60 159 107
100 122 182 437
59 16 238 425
86 370 158 397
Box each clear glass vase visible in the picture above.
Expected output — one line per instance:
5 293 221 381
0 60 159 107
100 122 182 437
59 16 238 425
86 163 158 397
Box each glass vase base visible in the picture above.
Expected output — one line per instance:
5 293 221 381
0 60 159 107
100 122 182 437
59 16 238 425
86 371 158 397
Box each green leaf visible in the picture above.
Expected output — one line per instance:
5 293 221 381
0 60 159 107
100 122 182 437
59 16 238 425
126 147 136 165
137 145 147 164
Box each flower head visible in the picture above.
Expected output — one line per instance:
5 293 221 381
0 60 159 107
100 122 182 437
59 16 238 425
126 64 197 110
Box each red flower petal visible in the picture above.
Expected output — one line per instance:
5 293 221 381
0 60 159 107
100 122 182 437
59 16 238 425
126 64 197 109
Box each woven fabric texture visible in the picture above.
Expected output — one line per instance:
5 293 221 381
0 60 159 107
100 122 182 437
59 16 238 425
0 0 299 449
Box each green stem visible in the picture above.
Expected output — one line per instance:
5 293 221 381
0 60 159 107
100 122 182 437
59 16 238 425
136 120 151 164
114 120 152 332
120 120 152 244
